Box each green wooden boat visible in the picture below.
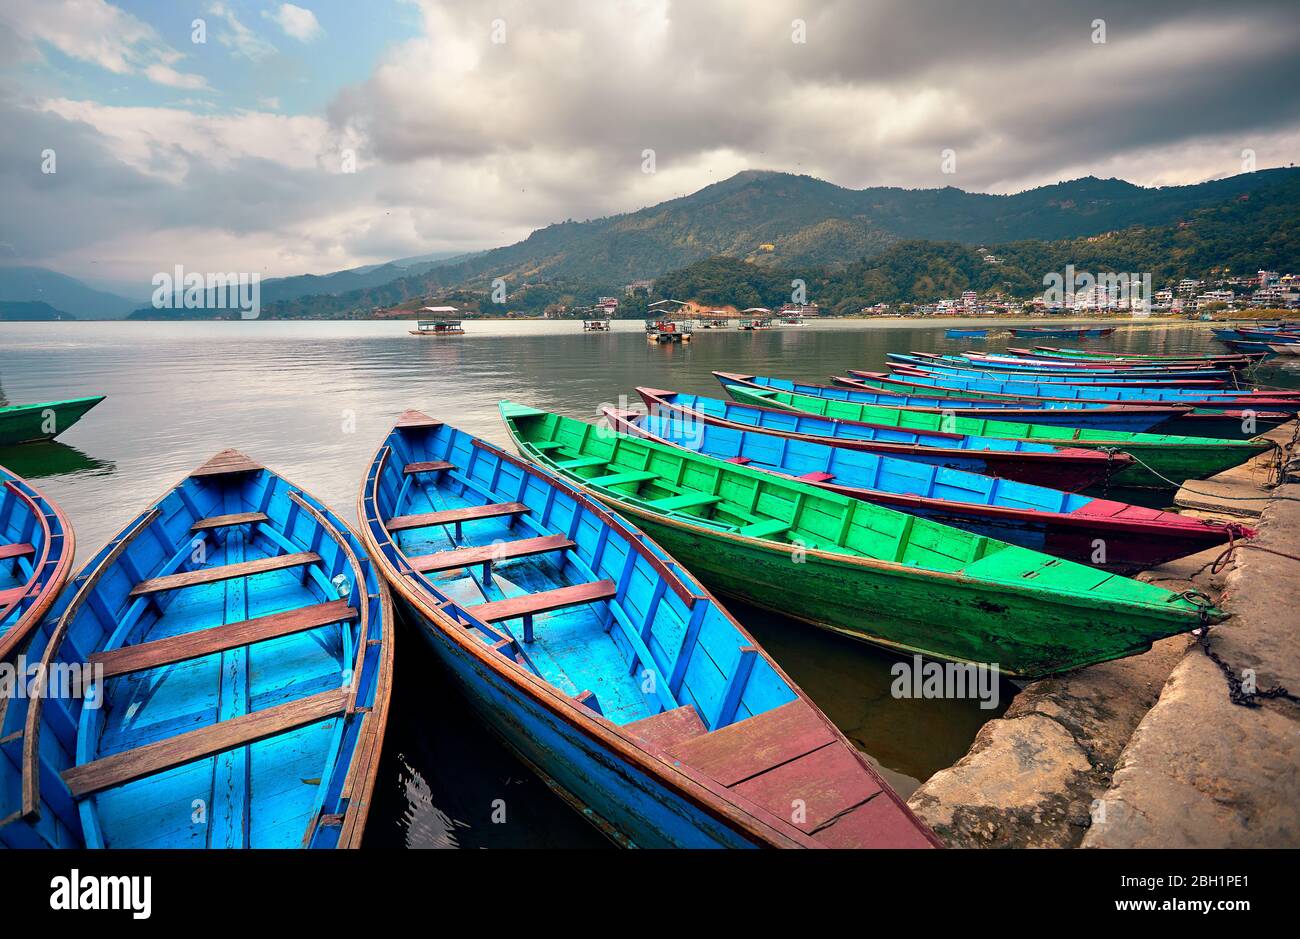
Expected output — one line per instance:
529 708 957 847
725 384 1271 489
0 396 105 446
500 402 1223 678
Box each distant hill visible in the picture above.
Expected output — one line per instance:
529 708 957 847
0 300 75 321
656 171 1300 314
0 266 136 319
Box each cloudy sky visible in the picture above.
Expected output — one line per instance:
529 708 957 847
2 0 1298 291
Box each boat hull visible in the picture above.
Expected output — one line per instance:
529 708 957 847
608 410 1241 573
396 593 771 848
722 372 1186 432
604 505 1201 679
0 397 105 446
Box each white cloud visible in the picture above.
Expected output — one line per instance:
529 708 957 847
0 0 208 89
208 1 277 60
266 4 324 43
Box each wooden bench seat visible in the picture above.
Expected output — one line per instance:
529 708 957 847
387 502 529 533
61 687 350 799
403 460 455 476
588 470 658 487
796 471 835 483
648 493 722 513
190 512 269 532
467 580 616 624
0 586 29 607
408 535 574 574
556 456 607 470
737 518 789 539
530 441 567 452
128 552 321 597
724 456 753 465
0 543 35 562
90 599 358 678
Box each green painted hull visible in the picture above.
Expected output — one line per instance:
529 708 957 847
499 402 1221 679
0 396 105 446
730 385 1270 489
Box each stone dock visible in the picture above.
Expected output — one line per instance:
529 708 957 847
907 420 1300 848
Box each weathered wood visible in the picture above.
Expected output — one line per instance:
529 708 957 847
190 512 269 532
190 449 263 478
408 535 573 573
387 502 529 532
669 700 838 787
626 705 707 751
0 543 35 562
128 551 320 597
403 461 455 476
731 740 882 833
90 600 358 678
395 410 443 429
0 586 28 607
61 688 349 798
466 580 616 623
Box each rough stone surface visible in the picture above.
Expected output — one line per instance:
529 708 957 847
908 423 1299 849
1082 480 1300 848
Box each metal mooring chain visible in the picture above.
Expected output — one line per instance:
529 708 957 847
1179 591 1300 708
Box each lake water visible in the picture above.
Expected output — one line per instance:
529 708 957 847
3 317 1294 847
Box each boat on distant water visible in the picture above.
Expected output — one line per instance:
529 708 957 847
582 317 611 332
720 380 1273 490
359 410 937 847
1269 343 1300 356
738 310 771 330
410 318 465 336
945 328 988 339
604 405 1248 573
1009 326 1116 339
0 396 105 446
638 387 1126 491
645 319 692 343
716 371 1188 432
500 402 1222 679
0 465 74 662
0 450 392 849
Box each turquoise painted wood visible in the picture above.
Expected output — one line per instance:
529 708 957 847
359 411 938 848
0 451 392 849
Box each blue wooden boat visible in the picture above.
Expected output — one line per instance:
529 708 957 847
853 370 1300 420
0 466 75 663
940 353 1233 380
0 450 392 849
715 372 1187 432
637 388 1124 491
945 328 988 339
604 406 1244 573
1009 326 1115 339
359 410 938 848
888 354 1230 387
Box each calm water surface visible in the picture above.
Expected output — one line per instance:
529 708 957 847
3 318 1294 847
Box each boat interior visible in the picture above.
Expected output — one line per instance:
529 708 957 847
0 469 67 653
364 412 797 738
0 452 384 849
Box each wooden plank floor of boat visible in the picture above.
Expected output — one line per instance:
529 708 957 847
663 699 914 847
